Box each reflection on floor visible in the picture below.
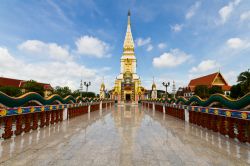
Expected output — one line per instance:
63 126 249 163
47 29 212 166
0 104 249 166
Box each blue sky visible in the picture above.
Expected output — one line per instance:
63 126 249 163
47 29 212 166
0 0 250 93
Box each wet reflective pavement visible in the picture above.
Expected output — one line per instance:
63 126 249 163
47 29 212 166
0 104 250 166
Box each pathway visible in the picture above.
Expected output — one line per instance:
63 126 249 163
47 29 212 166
0 104 249 166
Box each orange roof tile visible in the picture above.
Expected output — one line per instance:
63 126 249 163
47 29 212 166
188 72 231 91
188 72 218 87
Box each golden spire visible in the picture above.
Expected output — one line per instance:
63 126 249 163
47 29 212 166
123 10 134 54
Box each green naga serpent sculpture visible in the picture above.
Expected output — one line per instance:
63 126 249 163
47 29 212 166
175 93 250 110
0 91 105 108
148 93 250 110
0 92 77 108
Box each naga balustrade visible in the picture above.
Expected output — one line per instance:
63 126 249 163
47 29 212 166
102 102 107 109
91 102 101 112
165 104 185 120
0 100 115 139
148 102 153 109
0 105 65 139
101 101 113 109
188 106 250 143
141 100 250 143
154 103 164 113
68 103 89 119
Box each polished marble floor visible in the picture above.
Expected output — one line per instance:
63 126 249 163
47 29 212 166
0 104 249 166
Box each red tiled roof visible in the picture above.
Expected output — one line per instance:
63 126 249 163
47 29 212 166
0 77 53 90
188 72 218 87
187 72 231 91
0 77 23 87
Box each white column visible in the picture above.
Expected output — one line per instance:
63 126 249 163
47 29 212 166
63 108 68 120
163 104 165 114
152 103 155 117
100 101 102 110
88 104 91 113
185 109 189 122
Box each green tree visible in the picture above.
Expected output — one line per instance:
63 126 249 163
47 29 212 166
0 86 22 97
82 92 96 98
22 80 44 96
230 84 244 99
194 85 209 98
209 86 223 95
72 90 81 98
54 86 72 98
237 70 250 94
72 91 96 98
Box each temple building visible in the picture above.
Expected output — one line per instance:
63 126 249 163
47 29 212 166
0 77 53 97
176 72 231 98
111 11 145 103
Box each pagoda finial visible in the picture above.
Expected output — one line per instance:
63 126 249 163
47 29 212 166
127 10 131 25
123 10 134 53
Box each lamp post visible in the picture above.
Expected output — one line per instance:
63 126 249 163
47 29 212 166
162 81 170 99
84 81 91 95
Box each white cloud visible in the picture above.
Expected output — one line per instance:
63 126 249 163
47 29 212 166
240 10 250 22
135 37 153 51
146 44 153 52
218 0 241 24
158 43 167 49
0 47 15 64
219 5 233 24
171 24 183 32
0 46 112 93
135 37 151 47
190 60 220 73
75 35 110 58
226 38 250 49
223 71 237 85
153 49 191 68
186 1 201 19
18 40 71 61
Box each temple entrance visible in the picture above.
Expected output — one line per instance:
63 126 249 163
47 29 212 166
126 94 131 102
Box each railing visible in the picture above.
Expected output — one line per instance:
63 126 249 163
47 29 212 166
141 100 250 143
188 105 250 143
68 103 88 118
0 105 65 139
0 100 115 139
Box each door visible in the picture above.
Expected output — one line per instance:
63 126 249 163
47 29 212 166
126 94 131 101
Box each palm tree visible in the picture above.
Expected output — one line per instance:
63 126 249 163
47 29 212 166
237 70 250 93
